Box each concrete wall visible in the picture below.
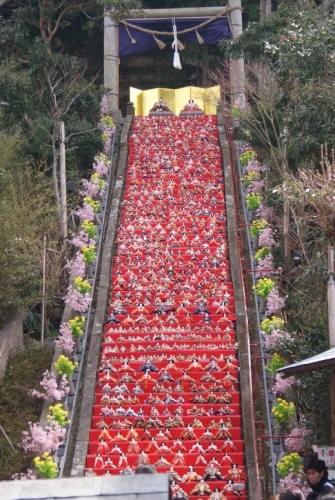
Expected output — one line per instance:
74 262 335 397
0 316 24 377
0 473 170 500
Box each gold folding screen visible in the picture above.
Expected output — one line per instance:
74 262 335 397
130 85 220 116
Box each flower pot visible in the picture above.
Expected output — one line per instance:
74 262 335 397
68 378 75 396
247 210 254 223
252 235 259 251
75 337 82 354
86 264 94 279
267 375 275 392
272 424 282 445
280 422 290 435
259 298 266 314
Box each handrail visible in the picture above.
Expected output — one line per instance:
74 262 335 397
225 118 278 494
218 108 263 500
57 132 117 476
229 143 265 499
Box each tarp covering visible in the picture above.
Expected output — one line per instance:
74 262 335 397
130 85 220 116
119 17 232 57
277 346 335 377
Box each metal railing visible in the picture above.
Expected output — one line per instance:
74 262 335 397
224 117 278 495
57 132 117 476
232 130 282 492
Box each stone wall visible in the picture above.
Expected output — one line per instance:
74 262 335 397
0 473 169 500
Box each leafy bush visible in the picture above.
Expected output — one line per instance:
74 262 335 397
0 346 54 480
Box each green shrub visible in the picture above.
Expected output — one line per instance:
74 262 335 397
0 346 53 480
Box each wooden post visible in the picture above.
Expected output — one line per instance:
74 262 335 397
126 7 227 19
327 245 335 444
59 121 67 241
328 245 335 346
260 0 271 20
41 236 46 346
331 368 335 445
104 12 119 114
283 195 290 274
282 130 290 274
103 6 233 114
228 0 245 105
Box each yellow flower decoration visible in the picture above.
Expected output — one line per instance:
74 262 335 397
277 452 302 478
69 316 86 339
34 452 58 478
272 397 295 425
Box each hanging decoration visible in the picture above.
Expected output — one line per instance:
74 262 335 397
172 19 182 70
118 8 233 58
196 30 204 44
153 34 166 50
125 24 137 45
177 38 185 51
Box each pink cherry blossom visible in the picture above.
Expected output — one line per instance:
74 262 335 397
272 373 295 395
67 252 86 277
285 422 312 452
93 156 110 176
258 226 276 247
257 205 275 224
263 329 287 352
249 179 266 195
255 254 275 278
266 286 286 315
12 469 36 481
246 160 267 174
22 421 67 454
71 231 96 250
80 178 107 199
75 203 94 222
100 95 108 116
99 119 115 153
63 287 91 312
54 322 75 354
29 370 69 401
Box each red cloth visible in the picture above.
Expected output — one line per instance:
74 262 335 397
85 116 246 499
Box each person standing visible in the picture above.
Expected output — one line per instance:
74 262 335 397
304 458 334 500
277 488 305 500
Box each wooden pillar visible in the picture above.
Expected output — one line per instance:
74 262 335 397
228 0 245 105
104 13 119 114
260 0 271 20
128 7 226 19
328 245 335 347
103 6 231 115
327 247 335 444
331 369 335 445
59 121 67 241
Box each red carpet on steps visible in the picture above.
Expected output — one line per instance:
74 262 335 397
85 115 247 499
